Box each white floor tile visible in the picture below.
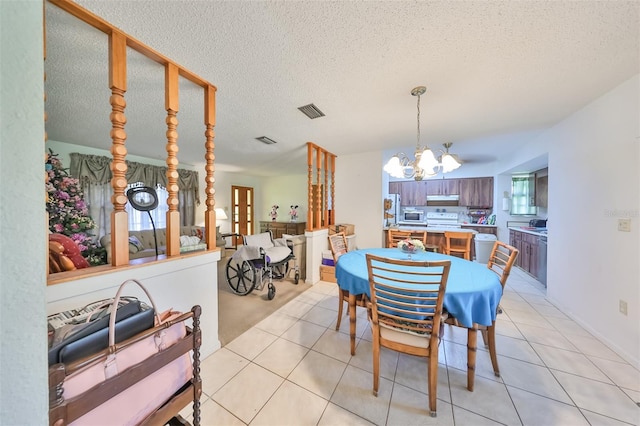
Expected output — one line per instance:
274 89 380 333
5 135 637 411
312 328 356 363
198 397 245 426
563 334 627 363
250 380 328 426
253 337 309 378
515 323 578 351
531 342 613 383
552 370 640 424
199 347 250 397
280 318 327 348
276 298 314 318
224 326 278 360
448 368 521 426
508 386 589 425
318 402 377 425
288 349 347 399
498 355 573 403
330 364 393 425
588 357 640 392
451 405 506 425
489 334 544 365
212 363 283 424
393 354 452 403
350 338 399 380
254 310 299 336
387 382 455 425
580 408 638 426
301 305 339 328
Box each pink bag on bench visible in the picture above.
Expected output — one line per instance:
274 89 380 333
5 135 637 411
60 279 193 426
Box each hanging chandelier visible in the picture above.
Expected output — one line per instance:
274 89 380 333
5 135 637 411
384 86 461 181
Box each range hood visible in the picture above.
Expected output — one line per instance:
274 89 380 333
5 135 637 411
426 195 459 206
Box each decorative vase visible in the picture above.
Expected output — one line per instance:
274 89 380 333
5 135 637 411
400 245 418 260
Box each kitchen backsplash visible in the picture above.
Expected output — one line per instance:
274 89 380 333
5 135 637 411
401 206 487 223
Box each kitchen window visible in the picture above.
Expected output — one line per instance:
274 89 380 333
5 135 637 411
510 175 537 215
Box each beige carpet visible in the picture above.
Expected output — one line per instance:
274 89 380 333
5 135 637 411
217 251 312 346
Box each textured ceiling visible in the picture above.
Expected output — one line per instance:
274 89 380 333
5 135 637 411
45 1 639 176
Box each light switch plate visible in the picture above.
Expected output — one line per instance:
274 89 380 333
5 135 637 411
618 218 631 232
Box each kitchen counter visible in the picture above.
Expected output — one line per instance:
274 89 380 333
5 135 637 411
508 227 548 237
385 226 477 234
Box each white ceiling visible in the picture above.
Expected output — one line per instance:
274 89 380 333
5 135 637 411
45 1 639 176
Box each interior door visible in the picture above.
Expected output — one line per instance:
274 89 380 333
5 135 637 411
231 186 254 245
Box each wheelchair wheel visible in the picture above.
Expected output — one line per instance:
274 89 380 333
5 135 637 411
294 271 300 284
267 283 276 300
226 258 256 296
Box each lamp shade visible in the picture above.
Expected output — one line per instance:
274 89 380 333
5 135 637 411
215 208 228 220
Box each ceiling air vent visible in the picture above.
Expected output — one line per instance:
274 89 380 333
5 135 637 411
255 136 277 145
298 103 325 119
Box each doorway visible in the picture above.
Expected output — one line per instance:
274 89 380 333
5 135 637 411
231 185 254 245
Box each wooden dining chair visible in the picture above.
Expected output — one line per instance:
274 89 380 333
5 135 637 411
444 231 472 260
443 241 519 391
328 232 366 330
407 230 439 252
365 254 451 417
386 229 411 248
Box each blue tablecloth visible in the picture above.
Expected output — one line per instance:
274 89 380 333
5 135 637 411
335 248 502 327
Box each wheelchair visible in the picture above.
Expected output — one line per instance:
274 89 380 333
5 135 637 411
225 231 300 300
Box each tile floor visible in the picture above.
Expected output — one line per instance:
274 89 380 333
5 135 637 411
183 267 640 425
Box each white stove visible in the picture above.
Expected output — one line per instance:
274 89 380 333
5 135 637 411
426 212 461 228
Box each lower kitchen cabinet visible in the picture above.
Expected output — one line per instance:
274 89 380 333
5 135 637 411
509 229 539 279
259 221 306 238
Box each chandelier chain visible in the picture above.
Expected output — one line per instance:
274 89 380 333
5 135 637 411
416 93 421 148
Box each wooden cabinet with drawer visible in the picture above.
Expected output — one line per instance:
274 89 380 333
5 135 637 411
259 221 306 239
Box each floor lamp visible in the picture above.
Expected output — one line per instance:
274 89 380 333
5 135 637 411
126 186 159 257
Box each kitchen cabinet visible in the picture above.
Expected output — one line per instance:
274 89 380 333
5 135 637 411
509 229 539 279
459 177 493 207
388 182 401 195
426 179 459 196
535 175 548 208
461 225 497 235
259 221 306 239
398 181 427 206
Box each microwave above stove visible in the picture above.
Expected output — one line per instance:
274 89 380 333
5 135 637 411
400 209 425 224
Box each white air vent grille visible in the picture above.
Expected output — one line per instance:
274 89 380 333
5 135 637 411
298 103 325 119
256 136 277 145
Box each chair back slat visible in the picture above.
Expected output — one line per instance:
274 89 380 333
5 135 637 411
487 241 519 287
328 232 348 262
366 254 450 340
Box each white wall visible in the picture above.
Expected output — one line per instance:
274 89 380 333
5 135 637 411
546 75 639 366
335 150 385 249
0 1 48 423
260 174 308 226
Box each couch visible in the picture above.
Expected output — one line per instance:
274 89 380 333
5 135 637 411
100 226 225 262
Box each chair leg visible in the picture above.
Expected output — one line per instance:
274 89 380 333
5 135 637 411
428 351 438 417
467 327 477 391
487 323 500 377
372 330 380 397
480 329 489 347
336 289 344 330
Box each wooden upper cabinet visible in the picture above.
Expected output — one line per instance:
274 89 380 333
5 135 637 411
458 177 494 207
535 175 548 207
398 181 427 206
388 182 401 195
426 179 459 196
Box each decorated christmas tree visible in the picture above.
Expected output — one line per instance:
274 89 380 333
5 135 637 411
46 150 106 266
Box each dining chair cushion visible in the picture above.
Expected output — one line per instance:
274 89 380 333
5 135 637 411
380 323 431 348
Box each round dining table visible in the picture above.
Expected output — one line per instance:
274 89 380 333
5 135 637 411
335 248 503 355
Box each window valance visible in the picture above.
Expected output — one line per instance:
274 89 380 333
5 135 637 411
70 153 200 205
